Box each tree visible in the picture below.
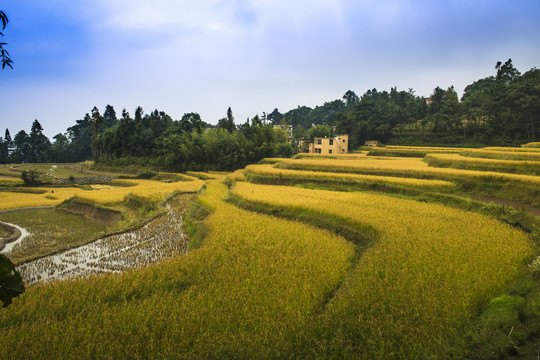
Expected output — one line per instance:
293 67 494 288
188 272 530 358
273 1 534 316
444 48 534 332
29 119 51 162
217 107 235 133
10 130 30 163
267 108 283 125
103 105 118 128
343 90 359 107
0 10 13 70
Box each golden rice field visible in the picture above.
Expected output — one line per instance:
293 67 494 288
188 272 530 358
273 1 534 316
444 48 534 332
368 145 465 157
484 146 540 152
275 157 540 185
245 163 455 191
0 182 356 359
0 178 204 210
523 142 540 148
231 182 533 358
273 157 540 205
1 152 539 359
425 153 540 175
461 149 540 161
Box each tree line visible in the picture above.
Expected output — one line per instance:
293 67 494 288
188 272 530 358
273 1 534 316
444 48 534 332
1 59 539 169
0 106 294 171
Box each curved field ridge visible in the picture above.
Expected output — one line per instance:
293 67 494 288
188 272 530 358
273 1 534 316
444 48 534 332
231 182 533 358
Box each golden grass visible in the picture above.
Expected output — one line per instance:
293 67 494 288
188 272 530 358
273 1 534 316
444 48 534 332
231 182 533 357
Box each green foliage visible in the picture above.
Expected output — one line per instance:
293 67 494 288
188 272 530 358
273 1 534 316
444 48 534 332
0 254 24 307
135 169 158 179
20 169 40 186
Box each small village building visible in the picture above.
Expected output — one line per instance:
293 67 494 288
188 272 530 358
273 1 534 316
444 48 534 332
309 134 349 154
364 140 381 147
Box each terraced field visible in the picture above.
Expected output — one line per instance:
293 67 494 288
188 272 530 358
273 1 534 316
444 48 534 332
1 150 539 359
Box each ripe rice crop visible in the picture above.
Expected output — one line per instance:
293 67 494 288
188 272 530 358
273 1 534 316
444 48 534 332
484 146 540 153
274 157 540 205
0 182 356 359
461 149 540 161
0 179 204 210
245 164 455 190
425 153 540 175
231 182 533 358
523 142 540 148
368 145 464 157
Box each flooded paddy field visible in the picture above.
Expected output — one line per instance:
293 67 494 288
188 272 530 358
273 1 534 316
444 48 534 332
14 195 194 285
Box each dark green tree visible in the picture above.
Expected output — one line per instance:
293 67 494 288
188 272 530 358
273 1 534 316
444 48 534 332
343 90 359 107
267 108 283 125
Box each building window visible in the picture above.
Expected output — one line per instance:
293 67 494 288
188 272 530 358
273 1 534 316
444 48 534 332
315 148 321 153
317 139 322 145
329 139 333 145
329 149 333 154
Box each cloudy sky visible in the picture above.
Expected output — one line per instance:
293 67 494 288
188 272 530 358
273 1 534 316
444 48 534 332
1 0 539 138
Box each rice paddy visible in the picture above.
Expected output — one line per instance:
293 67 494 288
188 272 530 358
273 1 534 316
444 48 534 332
0 152 538 359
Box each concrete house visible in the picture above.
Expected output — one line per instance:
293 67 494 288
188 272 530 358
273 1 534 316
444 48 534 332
309 134 349 154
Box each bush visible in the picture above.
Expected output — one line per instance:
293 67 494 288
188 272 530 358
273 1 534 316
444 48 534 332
20 170 40 186
135 169 158 179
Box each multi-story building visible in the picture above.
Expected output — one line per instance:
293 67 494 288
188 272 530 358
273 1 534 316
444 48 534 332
309 134 348 154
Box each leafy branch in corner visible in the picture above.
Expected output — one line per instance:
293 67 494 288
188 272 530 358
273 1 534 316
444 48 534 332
0 10 13 70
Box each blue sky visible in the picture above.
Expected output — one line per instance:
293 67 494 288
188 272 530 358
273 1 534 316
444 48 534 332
1 0 539 138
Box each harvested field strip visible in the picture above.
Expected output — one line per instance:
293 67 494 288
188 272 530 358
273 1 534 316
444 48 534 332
231 182 533 358
0 182 356 359
425 153 540 175
245 164 455 191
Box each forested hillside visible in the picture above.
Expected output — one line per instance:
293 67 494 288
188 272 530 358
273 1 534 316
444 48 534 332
1 59 538 169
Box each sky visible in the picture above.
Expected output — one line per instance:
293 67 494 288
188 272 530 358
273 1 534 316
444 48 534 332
1 0 539 138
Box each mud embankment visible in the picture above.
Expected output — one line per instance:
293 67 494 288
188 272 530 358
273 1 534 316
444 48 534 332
59 201 123 227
